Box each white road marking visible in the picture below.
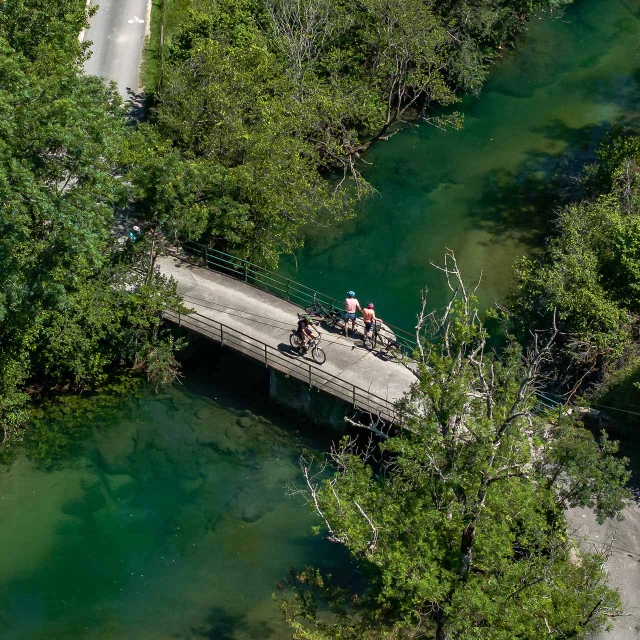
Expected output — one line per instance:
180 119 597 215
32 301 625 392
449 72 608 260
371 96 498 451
144 0 152 39
128 15 145 23
78 0 93 42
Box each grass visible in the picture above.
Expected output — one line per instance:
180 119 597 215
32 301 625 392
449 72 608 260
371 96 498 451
140 0 217 94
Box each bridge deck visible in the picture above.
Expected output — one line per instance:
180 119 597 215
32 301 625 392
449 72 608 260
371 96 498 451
158 256 416 420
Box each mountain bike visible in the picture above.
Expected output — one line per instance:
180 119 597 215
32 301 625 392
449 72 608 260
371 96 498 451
305 294 343 329
364 321 402 361
290 331 327 364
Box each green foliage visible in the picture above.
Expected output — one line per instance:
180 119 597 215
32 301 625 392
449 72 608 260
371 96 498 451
0 22 185 457
0 356 29 462
139 31 361 265
139 0 571 264
511 131 640 395
279 270 628 639
0 0 91 63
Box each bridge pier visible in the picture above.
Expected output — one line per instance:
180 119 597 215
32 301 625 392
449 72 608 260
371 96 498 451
268 369 351 431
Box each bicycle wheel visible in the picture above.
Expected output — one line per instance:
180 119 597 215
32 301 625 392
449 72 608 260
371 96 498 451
312 346 326 365
290 333 303 350
382 345 403 362
330 312 344 329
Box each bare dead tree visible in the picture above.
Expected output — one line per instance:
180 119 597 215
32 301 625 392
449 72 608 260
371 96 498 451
264 0 349 82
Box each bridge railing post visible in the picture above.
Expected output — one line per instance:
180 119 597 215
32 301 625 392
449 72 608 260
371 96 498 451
204 245 208 267
352 386 356 407
220 325 224 346
265 344 268 366
308 363 312 386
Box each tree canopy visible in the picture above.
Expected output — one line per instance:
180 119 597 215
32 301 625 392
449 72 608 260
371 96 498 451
0 2 183 459
278 254 629 640
137 0 573 265
511 130 640 403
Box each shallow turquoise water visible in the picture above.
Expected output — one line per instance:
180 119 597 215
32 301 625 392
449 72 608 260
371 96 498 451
0 346 346 639
280 0 640 328
4 1 640 637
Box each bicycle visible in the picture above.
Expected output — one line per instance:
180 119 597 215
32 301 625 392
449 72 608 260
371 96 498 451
305 294 343 329
364 321 403 361
290 331 327 364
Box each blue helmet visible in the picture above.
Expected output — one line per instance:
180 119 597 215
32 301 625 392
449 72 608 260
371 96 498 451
347 290 355 297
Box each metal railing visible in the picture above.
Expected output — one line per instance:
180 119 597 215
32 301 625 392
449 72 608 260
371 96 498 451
164 306 566 427
534 392 564 420
164 309 401 422
181 241 417 355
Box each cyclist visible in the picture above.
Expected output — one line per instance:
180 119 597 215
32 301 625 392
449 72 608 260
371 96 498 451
297 314 321 351
362 302 377 341
344 291 362 337
128 225 141 243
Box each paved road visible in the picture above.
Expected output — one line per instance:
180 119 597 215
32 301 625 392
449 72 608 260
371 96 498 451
567 503 640 639
158 255 417 415
82 0 150 99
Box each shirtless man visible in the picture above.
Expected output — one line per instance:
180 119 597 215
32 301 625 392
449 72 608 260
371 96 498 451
362 302 377 340
344 291 363 337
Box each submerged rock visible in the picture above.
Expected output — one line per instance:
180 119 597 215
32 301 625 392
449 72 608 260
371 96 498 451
192 422 220 446
180 477 204 493
94 422 138 472
104 473 135 499
191 419 250 455
229 487 274 524
61 481 107 518
167 386 192 407
225 424 248 445
147 448 167 466
195 406 213 421
240 502 269 523
134 423 155 451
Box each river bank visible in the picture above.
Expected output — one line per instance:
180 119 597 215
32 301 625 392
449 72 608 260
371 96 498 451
0 341 347 640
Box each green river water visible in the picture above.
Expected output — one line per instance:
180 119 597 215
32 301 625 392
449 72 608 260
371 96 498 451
281 0 640 328
0 343 348 639
2 0 640 637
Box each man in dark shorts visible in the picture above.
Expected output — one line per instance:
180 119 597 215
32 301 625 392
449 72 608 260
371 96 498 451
297 314 320 351
362 302 377 339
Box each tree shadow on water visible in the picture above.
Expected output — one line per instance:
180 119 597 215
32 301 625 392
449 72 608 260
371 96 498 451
468 121 612 248
190 606 276 639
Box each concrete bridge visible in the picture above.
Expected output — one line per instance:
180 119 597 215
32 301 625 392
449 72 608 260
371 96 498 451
158 253 417 422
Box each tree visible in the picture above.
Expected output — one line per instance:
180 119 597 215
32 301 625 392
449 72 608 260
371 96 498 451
0 0 92 63
147 36 358 265
278 252 629 640
511 131 640 398
0 33 184 458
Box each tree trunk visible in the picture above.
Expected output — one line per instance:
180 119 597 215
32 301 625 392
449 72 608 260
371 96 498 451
459 522 475 580
435 615 448 640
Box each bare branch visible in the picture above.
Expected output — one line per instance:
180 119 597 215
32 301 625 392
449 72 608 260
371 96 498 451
299 454 348 544
354 500 379 552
